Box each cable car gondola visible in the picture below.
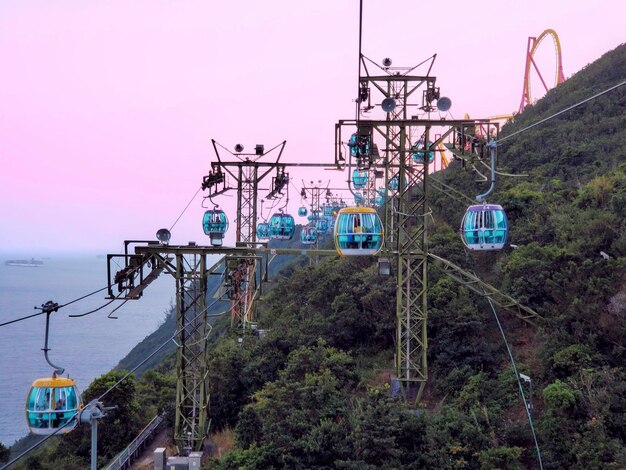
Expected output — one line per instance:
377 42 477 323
202 208 229 246
334 207 384 256
348 133 371 158
411 140 434 163
388 174 407 191
26 301 82 436
301 225 318 245
256 222 270 240
315 217 329 233
460 204 508 250
26 374 81 435
352 169 368 189
298 206 308 217
268 212 295 240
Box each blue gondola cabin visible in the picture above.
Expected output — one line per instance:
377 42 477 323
461 204 508 250
301 225 317 245
268 213 295 240
203 209 229 246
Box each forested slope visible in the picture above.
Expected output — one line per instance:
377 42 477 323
205 44 626 469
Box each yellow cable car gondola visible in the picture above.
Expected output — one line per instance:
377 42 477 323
334 207 383 256
26 375 81 435
25 301 83 435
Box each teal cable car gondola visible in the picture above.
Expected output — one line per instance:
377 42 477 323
202 209 228 246
301 225 317 245
298 206 308 217
334 207 384 256
411 140 434 163
348 133 371 158
461 204 508 251
316 217 329 233
268 212 295 240
388 174 408 191
352 169 368 189
256 222 270 240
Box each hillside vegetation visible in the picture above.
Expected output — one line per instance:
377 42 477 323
7 44 625 469
207 43 626 469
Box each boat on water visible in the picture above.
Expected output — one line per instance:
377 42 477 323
5 258 44 267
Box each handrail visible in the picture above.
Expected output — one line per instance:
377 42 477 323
103 413 166 470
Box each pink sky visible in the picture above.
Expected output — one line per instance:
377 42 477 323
1 1 623 253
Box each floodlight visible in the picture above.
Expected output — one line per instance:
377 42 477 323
381 98 397 113
156 228 171 245
437 96 452 112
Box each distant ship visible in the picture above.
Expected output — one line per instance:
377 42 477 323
4 258 44 267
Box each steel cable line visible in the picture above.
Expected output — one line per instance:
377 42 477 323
462 245 544 469
0 256 154 327
497 80 626 145
0 286 111 328
0 311 46 328
68 296 122 318
484 293 544 470
169 185 203 233
97 280 233 404
0 415 78 469
107 300 129 319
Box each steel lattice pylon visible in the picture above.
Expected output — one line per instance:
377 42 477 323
335 54 505 402
394 126 429 399
172 253 210 451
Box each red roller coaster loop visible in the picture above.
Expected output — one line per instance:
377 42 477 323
518 29 566 114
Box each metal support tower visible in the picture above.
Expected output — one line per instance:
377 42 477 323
204 141 287 330
336 54 501 403
172 252 210 451
207 140 289 245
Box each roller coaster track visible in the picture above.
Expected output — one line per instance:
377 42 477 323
519 29 566 114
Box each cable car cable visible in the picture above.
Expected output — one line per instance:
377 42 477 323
169 185 203 232
482 288 544 470
476 158 528 178
57 285 110 309
0 414 79 470
0 284 112 328
0 311 45 328
498 80 625 145
107 300 129 319
96 291 237 403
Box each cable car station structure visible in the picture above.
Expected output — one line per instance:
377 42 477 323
103 48 540 457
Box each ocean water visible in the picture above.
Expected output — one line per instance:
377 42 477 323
0 254 176 446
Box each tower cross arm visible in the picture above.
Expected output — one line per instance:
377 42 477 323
428 253 541 325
